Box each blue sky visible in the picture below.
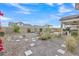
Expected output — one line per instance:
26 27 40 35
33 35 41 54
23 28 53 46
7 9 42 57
0 3 79 27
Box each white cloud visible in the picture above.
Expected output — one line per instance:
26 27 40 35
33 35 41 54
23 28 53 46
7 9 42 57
9 3 29 11
56 13 64 16
9 3 31 14
0 16 12 26
68 12 76 15
59 5 72 13
22 18 52 25
50 15 61 19
46 3 63 6
0 16 12 20
57 3 63 5
72 3 75 8
45 3 54 6
36 20 49 25
53 25 60 28
16 11 31 14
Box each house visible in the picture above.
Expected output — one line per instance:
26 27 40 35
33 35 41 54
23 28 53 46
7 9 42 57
8 22 33 33
60 14 79 35
8 22 54 33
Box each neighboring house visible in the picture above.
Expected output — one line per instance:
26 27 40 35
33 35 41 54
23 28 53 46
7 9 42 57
8 22 53 33
60 14 79 35
8 22 33 33
9 22 24 27
16 22 24 26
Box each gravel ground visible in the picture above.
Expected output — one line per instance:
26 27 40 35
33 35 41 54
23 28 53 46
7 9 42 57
0 33 77 56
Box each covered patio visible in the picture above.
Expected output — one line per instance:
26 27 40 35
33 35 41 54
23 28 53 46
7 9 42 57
60 14 79 35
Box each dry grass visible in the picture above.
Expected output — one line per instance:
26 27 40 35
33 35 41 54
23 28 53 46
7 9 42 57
39 31 52 40
65 35 77 53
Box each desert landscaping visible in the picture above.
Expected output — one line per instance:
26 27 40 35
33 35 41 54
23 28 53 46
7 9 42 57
0 3 79 56
0 19 79 56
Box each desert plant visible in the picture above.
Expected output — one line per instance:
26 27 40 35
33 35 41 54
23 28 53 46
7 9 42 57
39 25 52 40
65 34 77 53
71 30 78 38
76 29 79 40
39 31 51 40
12 24 20 33
27 28 31 33
39 28 43 32
0 30 5 37
0 32 5 37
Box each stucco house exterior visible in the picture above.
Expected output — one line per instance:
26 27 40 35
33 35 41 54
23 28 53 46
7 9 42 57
60 14 79 35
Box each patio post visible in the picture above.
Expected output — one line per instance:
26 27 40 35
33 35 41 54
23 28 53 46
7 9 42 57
60 22 63 35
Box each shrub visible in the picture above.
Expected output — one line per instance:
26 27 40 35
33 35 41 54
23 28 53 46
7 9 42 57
65 35 77 53
39 25 52 40
76 30 79 40
39 31 51 40
0 32 5 37
0 30 5 37
12 24 20 33
71 30 78 38
53 34 61 38
39 28 43 32
27 28 31 33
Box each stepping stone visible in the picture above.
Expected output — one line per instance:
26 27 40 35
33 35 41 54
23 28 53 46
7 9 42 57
25 39 28 41
61 44 66 47
16 40 20 42
57 49 65 55
30 43 35 47
32 39 36 42
32 38 36 41
19 36 23 38
25 50 32 56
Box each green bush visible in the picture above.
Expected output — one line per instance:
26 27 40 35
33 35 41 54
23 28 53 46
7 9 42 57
0 32 5 37
39 28 43 32
12 24 20 33
65 35 77 53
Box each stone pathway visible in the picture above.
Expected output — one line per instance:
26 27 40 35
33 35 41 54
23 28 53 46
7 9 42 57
3 33 74 56
27 38 67 56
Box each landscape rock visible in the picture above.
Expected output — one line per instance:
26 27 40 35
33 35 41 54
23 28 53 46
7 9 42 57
57 49 65 54
25 50 33 56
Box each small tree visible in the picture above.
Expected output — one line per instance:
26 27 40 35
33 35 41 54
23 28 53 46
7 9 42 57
12 24 20 33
